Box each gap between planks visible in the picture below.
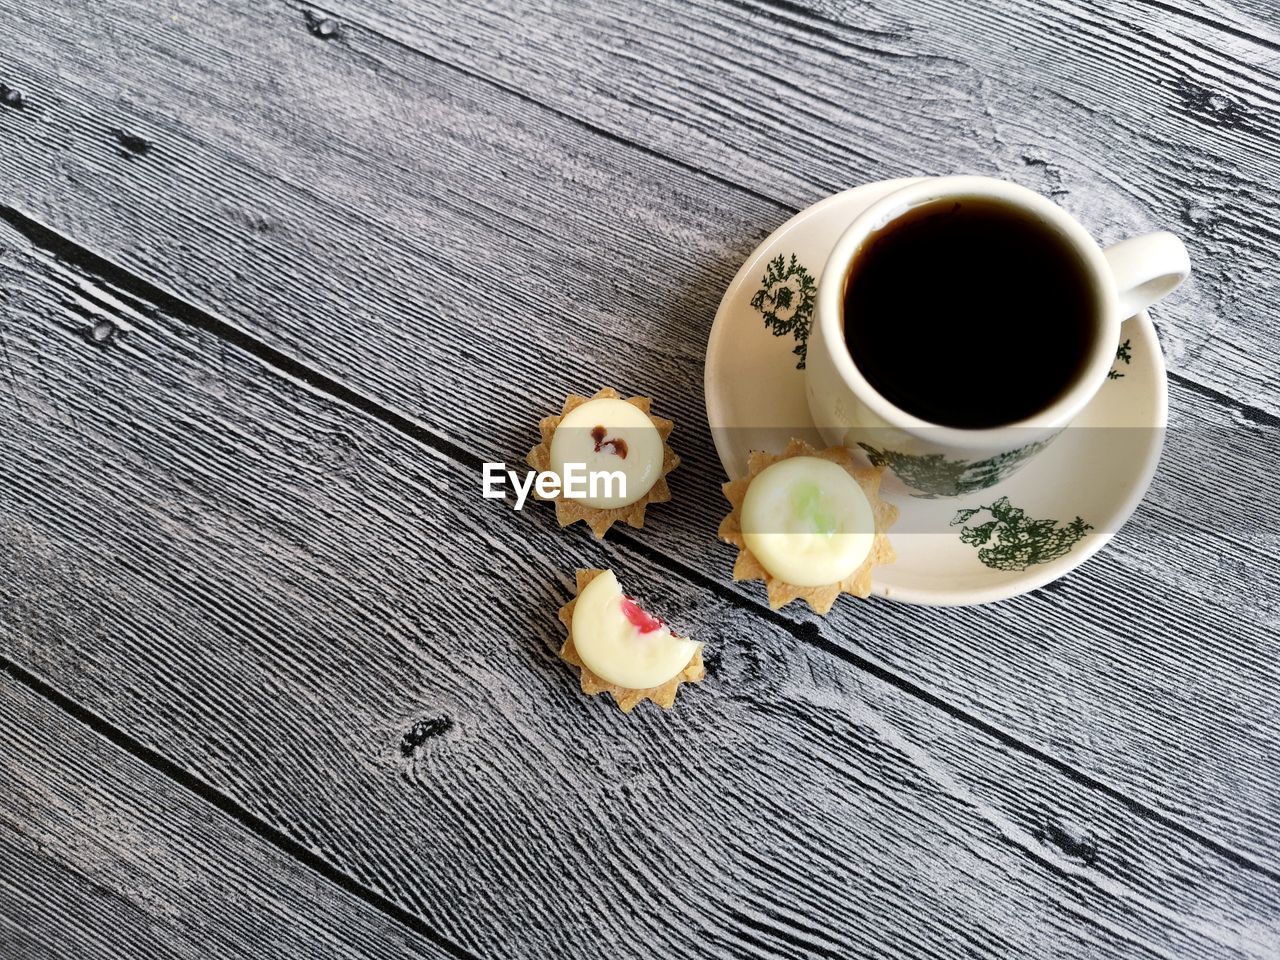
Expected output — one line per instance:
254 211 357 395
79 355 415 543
0 655 481 960
288 0 789 213
5 203 1278 890
298 0 1279 430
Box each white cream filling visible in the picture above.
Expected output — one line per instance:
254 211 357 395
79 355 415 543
571 570 701 690
740 457 874 587
549 398 663 509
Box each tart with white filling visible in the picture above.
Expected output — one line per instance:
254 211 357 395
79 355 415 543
527 388 679 538
718 439 897 613
557 568 704 712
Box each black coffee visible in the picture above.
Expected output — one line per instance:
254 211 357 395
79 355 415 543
842 196 1097 429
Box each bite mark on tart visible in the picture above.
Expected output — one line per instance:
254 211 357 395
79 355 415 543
527 388 679 537
718 439 898 614
557 568 704 713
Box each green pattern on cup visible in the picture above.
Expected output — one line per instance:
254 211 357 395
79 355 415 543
858 436 1055 498
751 253 816 370
952 497 1092 571
1107 338 1133 380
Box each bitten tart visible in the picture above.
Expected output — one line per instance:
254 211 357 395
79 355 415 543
527 388 679 538
557 568 705 713
719 439 898 614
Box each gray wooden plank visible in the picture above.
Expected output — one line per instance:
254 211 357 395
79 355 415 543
0 0 1276 871
0 675 457 960
1 0 1277 870
2 210 1279 958
329 0 1280 415
5 0 1279 407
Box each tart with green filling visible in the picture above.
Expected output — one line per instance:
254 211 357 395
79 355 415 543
719 439 897 613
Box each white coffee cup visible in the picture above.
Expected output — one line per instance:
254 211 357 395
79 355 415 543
805 175 1189 497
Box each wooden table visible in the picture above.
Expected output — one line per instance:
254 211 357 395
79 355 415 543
1 1 1277 957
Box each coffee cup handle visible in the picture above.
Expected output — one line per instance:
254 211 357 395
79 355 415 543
1102 231 1191 320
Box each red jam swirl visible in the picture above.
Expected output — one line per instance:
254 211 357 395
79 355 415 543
620 596 665 634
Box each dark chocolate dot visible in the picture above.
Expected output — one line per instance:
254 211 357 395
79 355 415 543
591 425 628 459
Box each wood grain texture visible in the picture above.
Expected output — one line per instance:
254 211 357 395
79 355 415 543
333 0 1280 413
0 0 1276 869
0 675 456 960
2 216 1279 957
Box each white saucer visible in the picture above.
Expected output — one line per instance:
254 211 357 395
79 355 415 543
705 180 1167 606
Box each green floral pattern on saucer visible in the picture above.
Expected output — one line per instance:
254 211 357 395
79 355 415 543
858 436 1056 498
1107 338 1133 380
751 253 815 369
951 497 1092 571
